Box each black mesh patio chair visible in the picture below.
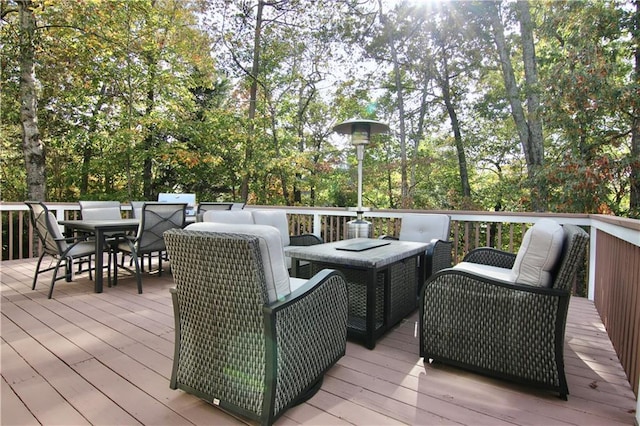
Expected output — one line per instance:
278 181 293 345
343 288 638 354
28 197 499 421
164 224 348 425
115 202 186 291
79 200 127 275
420 222 589 400
25 201 99 298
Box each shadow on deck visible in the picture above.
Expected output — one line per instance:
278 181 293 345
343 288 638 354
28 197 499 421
1 258 636 425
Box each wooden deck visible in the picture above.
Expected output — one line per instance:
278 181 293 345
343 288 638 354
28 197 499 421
1 258 637 425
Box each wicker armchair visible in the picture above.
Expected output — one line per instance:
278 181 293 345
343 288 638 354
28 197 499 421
164 225 348 425
203 209 324 278
419 223 589 399
381 213 453 281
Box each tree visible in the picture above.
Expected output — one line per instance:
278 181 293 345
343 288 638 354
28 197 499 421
2 0 45 201
485 0 546 211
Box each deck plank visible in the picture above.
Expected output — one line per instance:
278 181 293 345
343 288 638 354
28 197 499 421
1 258 637 425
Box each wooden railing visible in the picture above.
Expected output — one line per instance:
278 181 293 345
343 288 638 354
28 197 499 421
1 202 639 401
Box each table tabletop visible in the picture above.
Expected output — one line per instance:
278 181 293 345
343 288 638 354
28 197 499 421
286 238 429 269
58 218 140 232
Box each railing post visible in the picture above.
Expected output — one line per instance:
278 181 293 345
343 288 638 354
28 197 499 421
588 226 597 301
313 213 322 239
636 378 639 426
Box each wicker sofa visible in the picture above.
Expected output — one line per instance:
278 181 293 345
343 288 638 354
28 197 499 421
164 224 348 425
419 222 589 399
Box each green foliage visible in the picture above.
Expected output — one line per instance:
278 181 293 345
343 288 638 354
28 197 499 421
1 0 638 217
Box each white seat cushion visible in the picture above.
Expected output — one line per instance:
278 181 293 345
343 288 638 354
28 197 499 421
453 262 517 283
202 210 254 224
399 213 450 243
252 210 291 247
512 219 564 287
185 222 290 302
290 277 308 293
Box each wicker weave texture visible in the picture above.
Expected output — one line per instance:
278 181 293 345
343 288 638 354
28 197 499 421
420 224 589 398
311 262 384 326
430 241 453 275
387 257 418 325
423 276 560 385
273 273 348 415
165 229 348 424
311 257 418 335
463 247 517 269
167 231 268 415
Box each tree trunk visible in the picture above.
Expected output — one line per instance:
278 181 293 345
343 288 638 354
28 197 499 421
518 0 547 210
18 0 45 202
437 42 471 201
241 0 264 202
143 58 157 199
490 2 545 211
631 0 640 218
379 0 409 207
441 72 471 200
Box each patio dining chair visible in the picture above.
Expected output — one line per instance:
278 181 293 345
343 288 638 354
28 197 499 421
79 200 129 280
25 201 100 298
79 200 122 221
129 201 145 220
114 202 186 292
419 220 589 399
165 223 348 425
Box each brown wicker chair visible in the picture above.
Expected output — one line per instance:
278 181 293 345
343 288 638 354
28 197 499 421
420 223 589 400
164 225 348 425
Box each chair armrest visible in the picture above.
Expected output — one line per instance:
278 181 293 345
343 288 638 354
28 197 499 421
263 269 348 411
419 268 571 394
289 233 323 246
55 235 87 244
463 247 517 269
425 239 453 278
379 235 398 240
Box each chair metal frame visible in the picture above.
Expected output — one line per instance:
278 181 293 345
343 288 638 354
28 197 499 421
115 202 186 291
25 201 99 298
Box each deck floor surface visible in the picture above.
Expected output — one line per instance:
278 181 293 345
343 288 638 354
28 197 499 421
1 258 637 425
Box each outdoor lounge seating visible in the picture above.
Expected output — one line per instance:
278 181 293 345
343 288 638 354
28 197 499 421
381 213 453 281
419 220 589 399
164 223 349 425
25 201 99 298
195 201 233 221
202 209 323 277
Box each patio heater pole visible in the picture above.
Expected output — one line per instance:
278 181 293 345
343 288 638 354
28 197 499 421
332 119 390 238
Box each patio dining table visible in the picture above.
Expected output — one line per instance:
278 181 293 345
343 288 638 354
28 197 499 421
59 219 140 293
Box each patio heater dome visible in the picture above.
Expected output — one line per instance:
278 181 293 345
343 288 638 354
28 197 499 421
332 119 390 239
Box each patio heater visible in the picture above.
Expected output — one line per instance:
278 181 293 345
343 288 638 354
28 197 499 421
333 119 390 239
